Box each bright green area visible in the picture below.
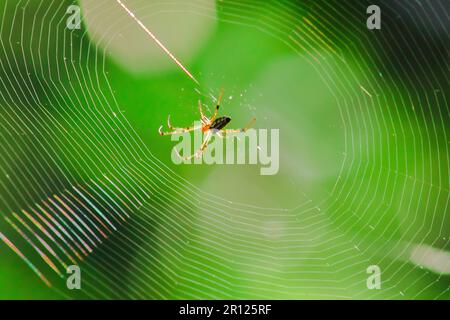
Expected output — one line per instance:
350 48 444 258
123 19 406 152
0 0 448 299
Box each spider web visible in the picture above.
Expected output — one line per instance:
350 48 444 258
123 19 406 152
0 0 448 299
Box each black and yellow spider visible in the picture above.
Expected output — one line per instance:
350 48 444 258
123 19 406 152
158 89 256 160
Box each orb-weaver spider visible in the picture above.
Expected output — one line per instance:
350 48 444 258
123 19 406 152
158 89 256 160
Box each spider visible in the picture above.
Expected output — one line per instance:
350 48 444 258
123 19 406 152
158 89 256 160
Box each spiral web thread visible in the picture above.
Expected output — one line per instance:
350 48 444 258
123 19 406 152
0 0 448 299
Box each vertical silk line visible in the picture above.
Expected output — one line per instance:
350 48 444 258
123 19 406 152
116 0 200 85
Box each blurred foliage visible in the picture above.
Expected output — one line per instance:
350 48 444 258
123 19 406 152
0 0 448 299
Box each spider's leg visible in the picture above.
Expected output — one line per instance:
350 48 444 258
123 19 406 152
216 131 232 139
198 100 206 120
221 117 256 134
175 131 212 160
210 88 224 123
217 87 224 106
159 114 202 136
158 123 200 136
167 115 173 130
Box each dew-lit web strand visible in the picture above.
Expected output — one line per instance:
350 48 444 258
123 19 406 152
298 0 380 262
87 0 442 300
307 0 376 242
108 0 320 212
4 216 62 277
93 0 298 252
19 0 448 300
80 0 446 300
52 0 151 284
106 1 362 298
312 0 400 298
0 1 68 284
0 231 52 287
333 0 447 298
23 208 78 265
0 0 143 289
116 0 199 85
369 0 449 298
0 0 444 300
224 1 436 298
71 0 446 300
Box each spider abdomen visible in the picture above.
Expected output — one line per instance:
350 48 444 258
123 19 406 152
209 116 231 130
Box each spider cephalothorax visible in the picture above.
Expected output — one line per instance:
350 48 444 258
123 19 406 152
158 89 256 160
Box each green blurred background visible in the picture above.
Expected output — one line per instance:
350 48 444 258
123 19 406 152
0 0 448 299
